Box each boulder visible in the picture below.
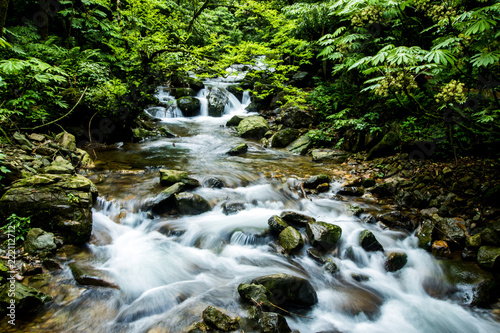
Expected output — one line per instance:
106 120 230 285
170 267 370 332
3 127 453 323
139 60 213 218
366 131 399 160
159 169 199 188
268 215 289 235
337 187 365 197
377 211 417 231
279 226 304 254
259 312 291 333
227 84 244 102
303 174 330 189
174 192 211 215
306 221 342 250
416 219 436 250
144 182 185 214
280 211 315 227
202 305 239 331
227 143 248 156
271 128 300 148
286 134 312 155
434 216 466 248
0 281 51 316
311 149 348 163
24 228 57 256
13 132 33 148
251 273 318 307
0 174 97 245
207 87 229 117
359 230 384 252
41 156 75 174
370 182 397 198
385 252 408 272
174 87 195 99
226 115 245 127
477 246 500 271
238 283 274 309
177 97 201 117
55 131 76 151
69 263 119 289
222 201 246 215
432 240 452 258
237 116 269 140
202 177 225 188
279 106 315 129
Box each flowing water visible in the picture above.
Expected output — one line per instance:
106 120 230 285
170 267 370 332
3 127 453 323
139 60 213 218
6 81 500 333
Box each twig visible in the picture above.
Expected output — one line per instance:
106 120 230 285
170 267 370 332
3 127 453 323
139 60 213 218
300 182 310 201
250 297 313 320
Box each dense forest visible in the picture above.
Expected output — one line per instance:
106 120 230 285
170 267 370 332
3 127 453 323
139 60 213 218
0 0 498 157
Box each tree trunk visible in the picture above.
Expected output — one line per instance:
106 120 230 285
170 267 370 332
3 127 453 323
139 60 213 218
0 0 9 38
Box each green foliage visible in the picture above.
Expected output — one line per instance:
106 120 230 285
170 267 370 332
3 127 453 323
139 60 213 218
0 214 31 244
0 152 10 187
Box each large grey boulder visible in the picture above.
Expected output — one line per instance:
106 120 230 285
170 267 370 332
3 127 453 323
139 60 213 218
24 228 57 255
207 87 228 117
177 96 201 117
271 128 300 148
237 116 269 140
279 106 316 129
306 221 342 250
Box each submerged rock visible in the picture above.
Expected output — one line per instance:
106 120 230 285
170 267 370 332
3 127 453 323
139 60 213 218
227 143 248 156
0 281 51 316
69 263 119 289
385 252 408 272
237 116 269 140
222 201 246 215
279 226 304 254
359 230 384 252
306 221 342 250
251 273 318 307
159 169 199 188
174 192 211 215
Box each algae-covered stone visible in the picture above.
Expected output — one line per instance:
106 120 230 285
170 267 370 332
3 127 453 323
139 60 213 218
303 174 330 189
24 228 57 255
238 283 274 308
259 312 291 333
55 131 76 151
280 211 315 227
145 182 185 214
306 221 342 250
311 149 348 163
226 115 245 127
366 131 399 160
251 273 318 307
41 156 75 174
268 215 289 235
202 305 239 331
271 128 300 148
69 263 119 289
416 219 436 250
279 226 304 254
359 230 384 252
0 282 51 316
237 116 269 139
477 246 500 271
227 143 248 156
385 252 408 272
286 134 312 155
159 169 199 188
174 192 210 215
177 96 201 117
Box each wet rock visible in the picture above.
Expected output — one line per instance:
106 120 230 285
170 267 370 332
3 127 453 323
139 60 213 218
306 221 342 250
268 215 289 235
280 211 315 227
395 189 431 208
238 283 275 308
279 226 304 254
0 174 97 245
13 131 33 148
416 219 436 250
55 131 76 151
432 240 452 258
325 260 339 275
175 192 211 215
481 222 500 246
347 205 364 217
377 211 417 231
366 131 399 160
145 182 185 214
259 312 292 333
385 252 408 272
339 287 383 319
271 128 300 148
24 228 57 256
359 230 384 252
337 187 365 197
434 216 466 248
29 133 46 142
226 115 245 127
466 234 482 248
303 174 330 189
207 87 229 117
251 273 318 307
43 258 63 271
306 248 326 264
462 247 477 261
222 201 246 215
311 149 348 163
442 260 500 307
177 96 201 117
362 178 376 188
286 134 312 155
477 246 500 271
370 182 397 198
279 106 315 129
174 87 195 98
41 156 75 174
0 281 51 316
317 183 331 192
159 169 199 188
69 263 119 289
202 305 239 331
227 143 248 156
237 116 269 140
227 84 244 102
202 177 225 188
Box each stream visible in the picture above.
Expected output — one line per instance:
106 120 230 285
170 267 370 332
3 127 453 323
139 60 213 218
7 79 500 333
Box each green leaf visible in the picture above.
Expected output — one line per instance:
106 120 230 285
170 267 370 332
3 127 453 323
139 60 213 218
471 51 500 67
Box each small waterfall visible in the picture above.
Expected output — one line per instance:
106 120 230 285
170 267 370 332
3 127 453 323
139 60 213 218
196 89 209 117
145 87 184 119
242 90 251 105
224 90 243 115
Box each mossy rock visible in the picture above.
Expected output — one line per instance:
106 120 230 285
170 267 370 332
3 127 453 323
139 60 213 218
268 215 289 235
271 128 300 148
286 134 312 155
278 226 304 254
251 273 318 307
385 252 408 272
174 192 211 215
0 281 51 316
359 230 384 252
159 169 199 188
306 221 342 250
237 116 269 140
202 305 239 331
227 143 248 156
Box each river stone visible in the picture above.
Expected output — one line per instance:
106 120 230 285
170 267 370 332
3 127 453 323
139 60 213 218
432 240 452 258
222 201 246 215
306 221 342 250
226 115 245 127
271 128 300 148
207 87 228 117
227 84 244 101
370 182 397 198
55 131 76 151
237 116 269 139
227 143 248 156
268 215 289 235
251 273 318 307
159 169 199 188
280 211 315 227
177 96 201 117
366 131 399 160
359 230 384 252
337 187 365 197
29 133 46 142
41 156 75 174
287 134 312 155
202 177 225 188
377 211 417 231
442 260 500 307
434 216 466 248
0 281 51 316
279 226 304 254
13 131 33 148
174 192 211 215
238 283 275 308
279 106 315 129
416 219 436 250
477 246 500 271
174 87 195 98
0 174 97 245
385 252 408 272
69 263 119 289
202 305 239 331
466 233 482 248
146 182 185 214
259 312 291 333
24 228 57 255
311 149 348 163
75 148 94 168
303 174 330 189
